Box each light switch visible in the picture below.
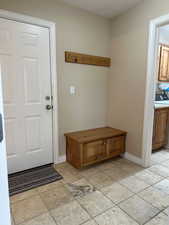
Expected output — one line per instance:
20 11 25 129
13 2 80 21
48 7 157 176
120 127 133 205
70 86 76 96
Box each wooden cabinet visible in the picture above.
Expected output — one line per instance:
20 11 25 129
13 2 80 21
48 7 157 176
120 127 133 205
158 44 169 82
65 127 127 168
152 108 169 150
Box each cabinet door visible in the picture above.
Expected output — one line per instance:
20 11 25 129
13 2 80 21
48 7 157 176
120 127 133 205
83 140 106 164
106 136 125 157
153 109 169 150
159 44 169 82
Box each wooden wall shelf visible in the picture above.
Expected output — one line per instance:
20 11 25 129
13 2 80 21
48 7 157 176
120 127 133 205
65 51 111 67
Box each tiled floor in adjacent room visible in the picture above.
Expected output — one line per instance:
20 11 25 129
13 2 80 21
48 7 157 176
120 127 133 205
10 149 169 225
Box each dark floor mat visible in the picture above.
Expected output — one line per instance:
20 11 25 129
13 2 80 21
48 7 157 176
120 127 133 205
8 164 63 196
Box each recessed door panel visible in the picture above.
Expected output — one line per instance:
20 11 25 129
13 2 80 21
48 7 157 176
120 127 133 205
23 57 40 103
26 116 41 152
5 119 17 158
0 54 16 104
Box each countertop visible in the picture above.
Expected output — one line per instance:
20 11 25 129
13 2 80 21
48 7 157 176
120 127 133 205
155 100 169 109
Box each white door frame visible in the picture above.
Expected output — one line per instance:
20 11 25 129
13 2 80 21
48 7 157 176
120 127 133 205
0 9 59 164
142 13 169 167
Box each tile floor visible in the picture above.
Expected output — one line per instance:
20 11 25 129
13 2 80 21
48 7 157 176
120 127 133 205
10 149 169 225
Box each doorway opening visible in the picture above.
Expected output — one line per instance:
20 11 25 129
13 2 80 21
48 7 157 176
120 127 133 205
143 14 169 167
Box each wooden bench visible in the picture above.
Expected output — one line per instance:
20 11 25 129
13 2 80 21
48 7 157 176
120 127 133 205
64 127 127 168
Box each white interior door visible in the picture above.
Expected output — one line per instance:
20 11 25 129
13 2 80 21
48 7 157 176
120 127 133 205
0 18 53 174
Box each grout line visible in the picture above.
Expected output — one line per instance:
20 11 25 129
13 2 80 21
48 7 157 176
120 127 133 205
75 191 114 219
117 205 143 225
137 192 169 212
11 193 49 225
10 190 39 204
74 199 93 222
141 210 167 225
13 211 51 225
87 205 116 220
89 204 140 225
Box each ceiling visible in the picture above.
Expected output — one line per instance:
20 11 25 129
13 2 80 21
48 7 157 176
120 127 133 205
62 0 143 18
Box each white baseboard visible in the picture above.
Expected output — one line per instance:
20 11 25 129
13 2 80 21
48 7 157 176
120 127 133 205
57 155 66 164
123 152 143 166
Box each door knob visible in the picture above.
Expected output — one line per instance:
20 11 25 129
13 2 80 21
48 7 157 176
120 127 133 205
46 105 53 110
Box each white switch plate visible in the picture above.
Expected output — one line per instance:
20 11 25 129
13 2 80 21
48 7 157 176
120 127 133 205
70 86 76 95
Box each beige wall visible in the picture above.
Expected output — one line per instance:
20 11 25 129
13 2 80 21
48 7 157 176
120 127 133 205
2 0 169 161
108 0 169 158
0 0 111 157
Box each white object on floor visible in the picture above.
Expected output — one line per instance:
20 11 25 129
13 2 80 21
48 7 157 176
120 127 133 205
66 183 96 197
